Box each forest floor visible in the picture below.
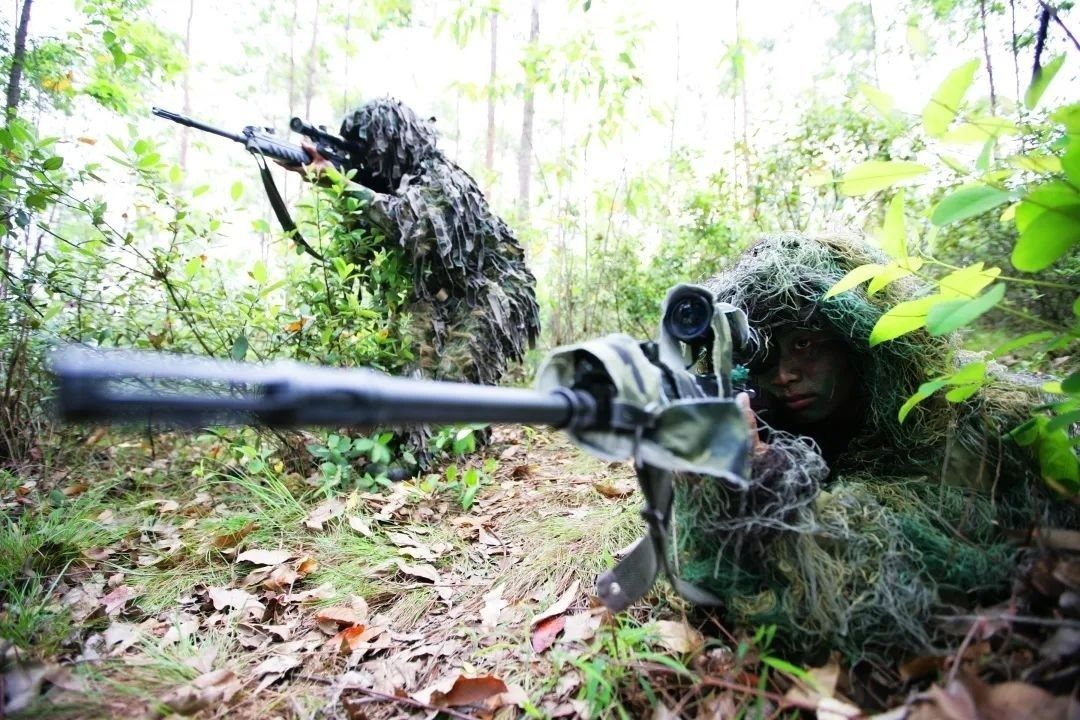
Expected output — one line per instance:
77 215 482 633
1 425 1077 719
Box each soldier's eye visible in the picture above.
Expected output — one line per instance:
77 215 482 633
793 338 812 351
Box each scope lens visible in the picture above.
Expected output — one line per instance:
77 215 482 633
665 293 713 343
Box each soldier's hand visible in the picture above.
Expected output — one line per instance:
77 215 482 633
736 391 768 457
277 142 335 186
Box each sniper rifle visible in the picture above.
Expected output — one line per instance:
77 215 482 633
52 285 755 613
151 108 364 261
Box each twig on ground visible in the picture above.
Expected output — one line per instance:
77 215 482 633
296 674 481 720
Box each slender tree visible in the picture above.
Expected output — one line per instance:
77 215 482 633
517 0 539 220
304 0 321 121
179 0 195 169
485 10 498 172
4 0 34 121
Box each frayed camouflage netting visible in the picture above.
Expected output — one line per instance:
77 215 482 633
338 97 540 387
672 233 1074 665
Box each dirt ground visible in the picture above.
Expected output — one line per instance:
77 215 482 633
1 425 1077 719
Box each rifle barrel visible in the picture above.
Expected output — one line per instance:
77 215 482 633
51 346 593 430
152 107 245 144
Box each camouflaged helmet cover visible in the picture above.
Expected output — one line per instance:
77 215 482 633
340 97 438 193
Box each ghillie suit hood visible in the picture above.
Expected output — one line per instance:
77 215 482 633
340 98 439 195
338 97 540 387
671 233 1064 666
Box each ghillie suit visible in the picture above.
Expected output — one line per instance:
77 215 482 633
672 233 1074 667
335 98 540 387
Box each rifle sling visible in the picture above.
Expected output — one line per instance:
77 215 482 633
596 462 724 612
251 152 325 262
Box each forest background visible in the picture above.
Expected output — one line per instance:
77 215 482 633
1 0 1079 717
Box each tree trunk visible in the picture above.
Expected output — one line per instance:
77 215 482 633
179 0 195 169
304 0 321 121
517 0 539 221
668 20 680 180
485 11 498 172
5 0 34 121
288 0 299 118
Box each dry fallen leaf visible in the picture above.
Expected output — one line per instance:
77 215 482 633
252 654 301 678
562 611 604 643
347 515 374 537
908 670 1073 720
211 522 256 549
480 585 508 628
101 585 139 615
158 669 241 716
206 587 265 617
236 549 293 566
531 580 580 626
532 615 566 653
430 675 509 708
651 620 703 654
593 479 635 498
305 498 345 530
314 606 366 627
394 559 441 584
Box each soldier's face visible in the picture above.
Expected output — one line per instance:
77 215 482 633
753 327 856 424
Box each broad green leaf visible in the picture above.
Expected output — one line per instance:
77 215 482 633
877 191 907 258
251 218 272 233
1053 103 1080 133
991 331 1054 357
1047 408 1080 434
931 185 1012 226
137 152 160 168
839 161 930 196
867 258 923 295
1011 205 1080 272
230 333 249 362
169 164 182 184
869 295 942 346
948 360 988 386
926 283 1005 335
183 257 202 279
906 25 929 56
858 83 895 119
1039 428 1080 496
1043 381 1064 394
923 59 979 137
42 156 64 171
1008 417 1042 446
250 260 268 285
999 203 1017 223
1008 154 1063 174
1014 182 1080 232
1062 136 1080 186
899 379 948 422
946 384 981 403
937 262 1001 299
975 138 994 172
1064 371 1080 395
192 184 210 197
941 123 991 145
1024 54 1066 110
231 181 244 201
824 263 885 299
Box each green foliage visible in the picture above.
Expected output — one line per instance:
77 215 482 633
306 432 397 492
828 57 1079 494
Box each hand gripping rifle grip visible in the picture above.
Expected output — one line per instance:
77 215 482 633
243 129 311 167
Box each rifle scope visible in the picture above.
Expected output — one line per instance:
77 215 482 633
663 287 715 344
